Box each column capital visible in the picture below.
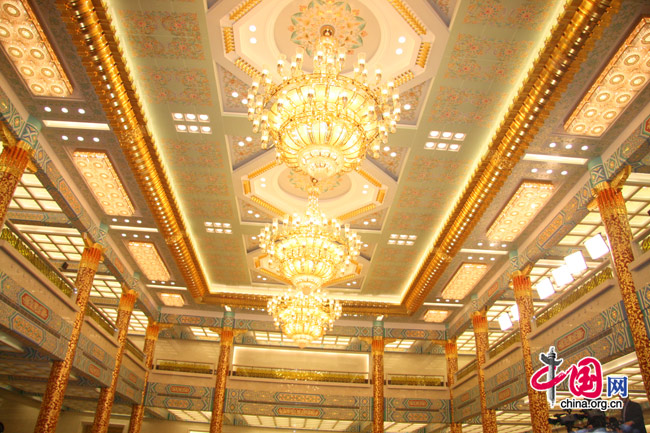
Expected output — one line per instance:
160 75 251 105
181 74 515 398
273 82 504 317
118 289 138 312
445 339 458 358
471 309 488 333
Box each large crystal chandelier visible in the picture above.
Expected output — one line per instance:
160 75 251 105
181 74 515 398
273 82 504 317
267 289 342 348
247 24 400 181
258 183 361 294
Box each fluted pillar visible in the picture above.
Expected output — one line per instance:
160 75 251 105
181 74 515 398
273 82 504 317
34 238 104 433
371 321 385 433
127 322 162 433
595 184 650 400
512 273 551 433
209 311 236 433
472 310 497 433
92 289 138 433
445 339 462 433
0 138 32 227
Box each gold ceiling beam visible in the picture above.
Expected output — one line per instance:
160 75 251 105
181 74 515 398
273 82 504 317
56 0 210 299
402 0 620 314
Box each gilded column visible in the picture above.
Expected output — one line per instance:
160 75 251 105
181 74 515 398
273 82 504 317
34 238 104 433
472 310 497 433
209 311 235 433
512 273 551 433
127 322 162 433
0 138 33 227
595 184 650 400
371 320 385 433
445 339 462 433
92 289 138 433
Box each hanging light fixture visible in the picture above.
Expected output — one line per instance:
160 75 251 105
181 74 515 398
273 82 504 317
258 182 362 294
267 288 342 348
247 24 400 181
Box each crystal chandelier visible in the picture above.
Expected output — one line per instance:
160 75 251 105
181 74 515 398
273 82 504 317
267 289 342 348
247 24 400 181
258 183 362 294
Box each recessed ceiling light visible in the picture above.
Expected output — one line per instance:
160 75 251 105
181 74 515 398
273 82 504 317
425 142 435 148
404 104 411 110
398 36 406 43
246 136 252 142
449 144 460 151
546 169 553 174
390 151 397 157
531 168 538 173
186 113 197 121
429 130 440 138
561 170 568 175
238 141 245 147
78 108 85 114
250 37 257 44
61 107 68 113
565 144 573 149
62 135 68 140
172 113 183 120
249 25 257 32
44 106 51 112
231 91 238 98
581 145 589 150
93 137 99 142
549 142 557 148
395 48 403 55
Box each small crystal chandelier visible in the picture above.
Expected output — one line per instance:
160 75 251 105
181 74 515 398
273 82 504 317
258 183 361 294
247 24 400 181
267 288 342 348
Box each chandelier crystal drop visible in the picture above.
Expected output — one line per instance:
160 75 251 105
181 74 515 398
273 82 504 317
247 24 400 181
258 184 362 294
267 289 342 348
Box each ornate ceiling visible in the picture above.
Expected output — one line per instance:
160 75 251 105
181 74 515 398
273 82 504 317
1 0 649 326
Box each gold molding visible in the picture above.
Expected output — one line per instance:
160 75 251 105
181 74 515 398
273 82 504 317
402 0 619 313
337 203 376 221
223 27 235 54
357 169 382 188
57 0 210 299
393 70 415 88
386 0 426 35
248 160 280 179
235 57 261 79
250 195 284 216
229 0 262 22
415 42 431 69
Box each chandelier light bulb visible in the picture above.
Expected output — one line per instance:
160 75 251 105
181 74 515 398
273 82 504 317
247 25 400 181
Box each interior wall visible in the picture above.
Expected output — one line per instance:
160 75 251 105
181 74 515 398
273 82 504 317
232 345 369 373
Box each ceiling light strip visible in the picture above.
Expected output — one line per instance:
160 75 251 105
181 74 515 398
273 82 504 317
403 0 617 314
42 120 110 130
57 0 209 298
523 153 589 164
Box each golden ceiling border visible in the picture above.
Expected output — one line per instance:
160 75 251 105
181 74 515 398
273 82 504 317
415 42 431 69
401 0 619 314
235 57 261 79
223 27 236 53
386 0 426 36
393 70 415 88
250 195 284 216
57 0 210 299
229 0 262 22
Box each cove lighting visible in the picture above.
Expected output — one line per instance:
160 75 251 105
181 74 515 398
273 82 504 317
72 151 135 216
127 242 171 282
441 263 488 300
498 313 513 331
486 181 555 242
423 309 449 323
565 18 650 137
535 277 555 299
552 265 574 288
0 0 73 96
585 234 609 259
564 251 587 275
159 293 184 307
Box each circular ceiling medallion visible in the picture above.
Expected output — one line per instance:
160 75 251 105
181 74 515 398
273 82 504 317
275 0 380 65
278 167 352 199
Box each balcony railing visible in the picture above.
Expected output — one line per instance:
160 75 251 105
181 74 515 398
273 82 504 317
232 365 368 384
156 359 214 375
386 374 445 387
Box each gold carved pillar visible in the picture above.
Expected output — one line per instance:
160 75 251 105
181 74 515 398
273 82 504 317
371 321 385 433
595 184 650 400
472 310 497 433
127 322 162 433
512 273 551 433
34 238 104 433
445 339 462 433
0 138 33 227
92 289 138 433
209 311 236 433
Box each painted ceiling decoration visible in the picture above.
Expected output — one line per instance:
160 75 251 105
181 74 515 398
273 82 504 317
0 0 72 97
17 0 639 323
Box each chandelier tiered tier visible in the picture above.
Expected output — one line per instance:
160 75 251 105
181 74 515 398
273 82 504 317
267 289 342 348
258 184 361 295
247 24 400 181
